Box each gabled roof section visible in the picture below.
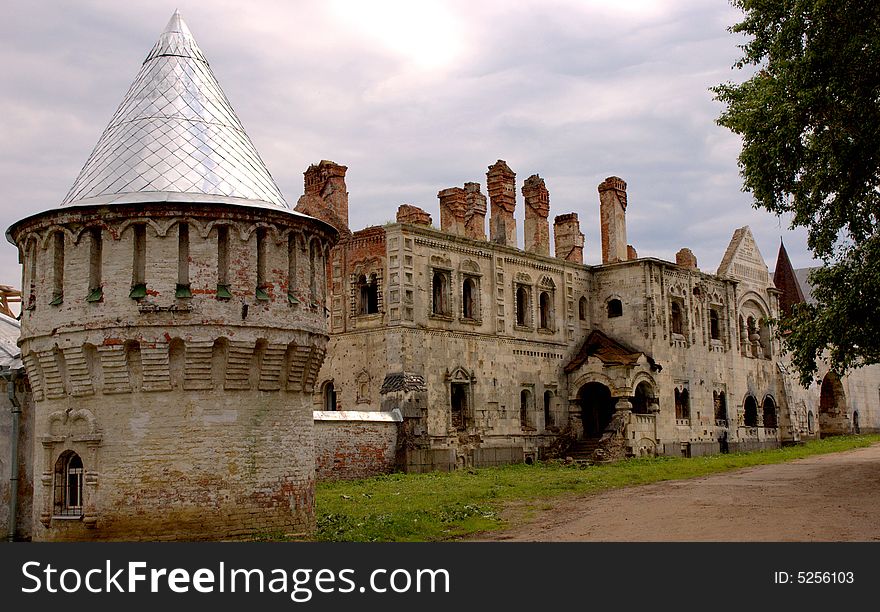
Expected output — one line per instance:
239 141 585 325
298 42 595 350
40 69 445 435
773 240 806 317
564 330 651 373
716 225 772 286
60 10 289 211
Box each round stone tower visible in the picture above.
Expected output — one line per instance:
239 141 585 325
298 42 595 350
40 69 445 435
6 12 337 540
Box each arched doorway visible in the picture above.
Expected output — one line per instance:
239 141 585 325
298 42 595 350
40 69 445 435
578 382 614 439
819 372 847 435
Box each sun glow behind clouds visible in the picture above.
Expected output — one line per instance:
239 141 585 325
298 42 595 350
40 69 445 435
328 0 464 70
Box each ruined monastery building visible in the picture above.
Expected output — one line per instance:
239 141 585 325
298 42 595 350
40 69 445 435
1 12 877 541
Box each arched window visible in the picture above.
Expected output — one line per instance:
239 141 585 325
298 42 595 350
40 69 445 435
544 390 553 428
674 388 690 420
520 389 533 428
762 396 777 429
633 381 654 414
515 285 530 327
853 411 861 434
578 297 587 321
538 291 551 330
323 381 337 411
462 277 478 319
670 301 683 335
358 274 379 315
607 299 622 318
709 309 721 341
53 451 83 517
432 271 450 315
743 395 758 427
714 391 727 423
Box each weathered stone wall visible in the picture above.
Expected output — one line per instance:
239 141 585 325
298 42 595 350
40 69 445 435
314 410 401 481
0 376 34 540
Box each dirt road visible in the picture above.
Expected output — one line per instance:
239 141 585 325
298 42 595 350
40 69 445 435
478 443 880 541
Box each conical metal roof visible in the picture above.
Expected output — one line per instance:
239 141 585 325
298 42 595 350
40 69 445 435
61 10 289 211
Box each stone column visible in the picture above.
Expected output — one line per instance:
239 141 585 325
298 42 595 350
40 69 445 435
487 160 516 246
522 174 550 256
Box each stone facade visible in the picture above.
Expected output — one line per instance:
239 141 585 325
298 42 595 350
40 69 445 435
315 158 880 470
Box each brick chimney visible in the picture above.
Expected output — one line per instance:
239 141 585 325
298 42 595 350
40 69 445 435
676 247 698 269
397 204 432 226
553 213 584 264
627 245 638 260
598 176 628 264
486 160 516 246
294 160 350 234
522 174 550 256
438 187 467 235
463 182 487 240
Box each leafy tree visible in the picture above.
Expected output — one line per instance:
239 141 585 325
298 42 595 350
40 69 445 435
713 0 880 386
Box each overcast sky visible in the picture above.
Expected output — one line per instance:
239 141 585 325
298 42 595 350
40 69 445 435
0 0 819 295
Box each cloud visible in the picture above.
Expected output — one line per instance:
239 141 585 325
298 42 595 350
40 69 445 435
0 0 819 298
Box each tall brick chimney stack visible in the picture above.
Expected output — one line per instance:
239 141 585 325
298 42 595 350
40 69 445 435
463 182 487 240
486 160 517 246
438 187 467 235
676 248 698 269
553 213 584 263
598 176 628 264
295 160 350 235
522 174 550 256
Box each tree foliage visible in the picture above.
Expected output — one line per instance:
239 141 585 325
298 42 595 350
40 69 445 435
714 0 880 385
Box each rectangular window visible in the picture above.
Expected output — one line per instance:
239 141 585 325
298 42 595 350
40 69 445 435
51 232 64 305
26 240 37 310
217 225 231 299
256 228 268 300
130 225 146 299
86 228 102 302
288 233 298 304
176 223 191 298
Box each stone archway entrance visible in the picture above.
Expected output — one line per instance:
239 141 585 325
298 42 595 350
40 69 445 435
579 382 615 439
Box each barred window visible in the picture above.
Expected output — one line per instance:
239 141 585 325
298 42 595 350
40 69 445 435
53 451 83 518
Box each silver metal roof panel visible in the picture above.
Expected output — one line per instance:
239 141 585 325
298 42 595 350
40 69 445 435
61 10 289 212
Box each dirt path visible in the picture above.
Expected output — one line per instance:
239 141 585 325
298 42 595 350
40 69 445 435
476 443 880 541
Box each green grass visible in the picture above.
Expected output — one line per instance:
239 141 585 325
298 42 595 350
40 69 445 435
313 435 880 542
